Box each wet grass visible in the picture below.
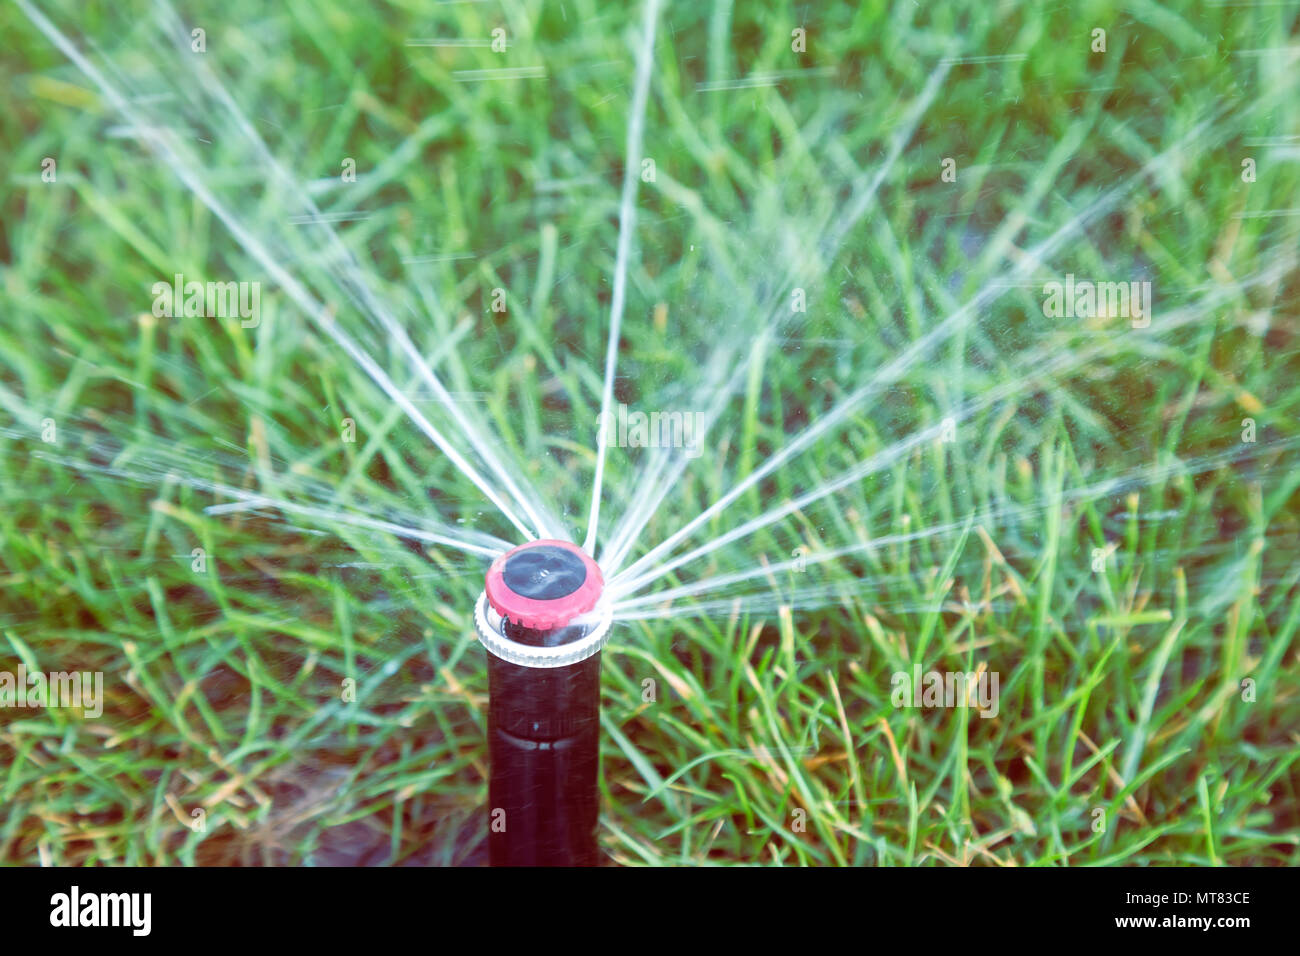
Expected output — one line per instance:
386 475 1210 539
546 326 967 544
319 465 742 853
1 0 1298 865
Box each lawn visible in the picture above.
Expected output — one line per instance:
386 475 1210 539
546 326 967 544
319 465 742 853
1 0 1297 866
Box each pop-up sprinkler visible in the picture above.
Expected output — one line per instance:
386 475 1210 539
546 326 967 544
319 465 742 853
474 539 611 865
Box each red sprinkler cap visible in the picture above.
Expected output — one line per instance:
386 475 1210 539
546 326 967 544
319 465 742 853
485 539 604 630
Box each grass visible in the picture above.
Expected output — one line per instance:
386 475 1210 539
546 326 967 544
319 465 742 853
1 0 1298 866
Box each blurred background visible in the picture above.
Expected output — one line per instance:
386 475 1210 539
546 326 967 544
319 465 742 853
1 0 1297 865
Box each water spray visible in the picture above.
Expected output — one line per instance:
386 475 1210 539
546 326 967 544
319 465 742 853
474 540 611 865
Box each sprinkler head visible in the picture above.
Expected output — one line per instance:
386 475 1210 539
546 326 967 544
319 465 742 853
474 539 610 865
475 539 610 667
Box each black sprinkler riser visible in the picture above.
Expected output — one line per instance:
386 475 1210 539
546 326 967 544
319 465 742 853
487 650 601 866
476 539 610 867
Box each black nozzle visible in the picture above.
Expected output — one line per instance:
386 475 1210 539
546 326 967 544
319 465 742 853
500 544 589 602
